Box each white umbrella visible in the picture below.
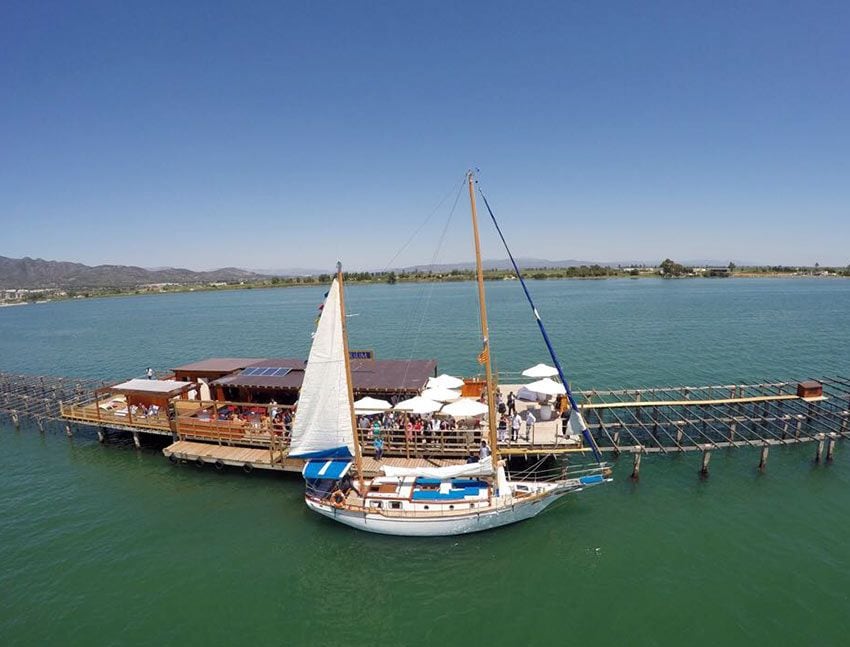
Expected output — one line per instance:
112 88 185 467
420 387 461 403
426 374 465 390
393 396 443 415
440 398 489 418
353 396 392 414
525 377 567 396
522 363 559 378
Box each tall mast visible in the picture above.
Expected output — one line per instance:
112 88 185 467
467 171 500 463
336 261 365 486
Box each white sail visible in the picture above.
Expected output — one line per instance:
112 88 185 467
289 279 355 458
380 458 494 479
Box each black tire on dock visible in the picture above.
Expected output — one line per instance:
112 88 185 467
195 458 204 468
242 463 253 474
168 454 178 464
214 460 224 471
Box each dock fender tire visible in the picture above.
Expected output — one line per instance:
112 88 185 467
242 463 253 474
214 459 225 471
168 454 178 464
195 458 204 468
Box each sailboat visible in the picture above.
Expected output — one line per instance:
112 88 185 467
289 172 610 536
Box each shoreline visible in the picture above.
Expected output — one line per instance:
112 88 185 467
2 272 847 308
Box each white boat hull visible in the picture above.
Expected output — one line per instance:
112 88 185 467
306 484 579 536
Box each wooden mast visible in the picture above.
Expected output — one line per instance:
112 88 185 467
467 171 500 463
336 261 365 488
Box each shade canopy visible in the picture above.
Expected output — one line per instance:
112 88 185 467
111 379 194 396
353 396 392 414
420 387 461 403
522 363 559 378
393 396 443 414
440 398 489 418
525 377 567 396
426 374 465 390
302 459 352 480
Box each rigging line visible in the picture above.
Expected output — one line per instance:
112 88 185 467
477 184 603 463
380 174 468 275
402 180 465 375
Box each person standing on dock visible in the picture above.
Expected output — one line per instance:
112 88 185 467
479 440 491 461
145 367 153 380
507 391 516 416
525 410 536 441
511 412 521 442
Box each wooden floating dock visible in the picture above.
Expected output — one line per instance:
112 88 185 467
2 370 850 477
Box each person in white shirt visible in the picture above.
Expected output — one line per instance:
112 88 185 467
511 412 522 442
525 410 536 440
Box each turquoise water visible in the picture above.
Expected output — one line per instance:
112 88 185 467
2 278 850 645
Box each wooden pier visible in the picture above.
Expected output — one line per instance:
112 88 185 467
2 370 850 477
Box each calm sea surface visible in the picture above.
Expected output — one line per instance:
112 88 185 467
1 278 849 645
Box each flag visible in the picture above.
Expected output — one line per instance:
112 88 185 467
477 346 489 365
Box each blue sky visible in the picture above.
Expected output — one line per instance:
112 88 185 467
2 1 848 270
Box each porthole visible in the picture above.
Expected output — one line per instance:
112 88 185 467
449 505 454 510
424 505 429 510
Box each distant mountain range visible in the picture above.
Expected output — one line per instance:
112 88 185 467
0 254 763 290
0 256 268 289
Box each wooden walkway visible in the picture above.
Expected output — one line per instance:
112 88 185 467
3 370 850 477
161 440 463 476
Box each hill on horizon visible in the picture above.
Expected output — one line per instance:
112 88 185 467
0 256 268 289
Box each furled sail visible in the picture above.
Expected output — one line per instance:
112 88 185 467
289 279 355 458
380 458 494 479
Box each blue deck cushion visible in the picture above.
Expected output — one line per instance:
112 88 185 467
302 459 352 480
412 487 484 501
450 479 488 489
414 477 443 486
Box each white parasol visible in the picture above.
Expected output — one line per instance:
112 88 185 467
521 363 559 378
524 377 567 396
426 374 465 390
353 396 392 414
393 396 443 415
420 387 461 403
440 398 490 418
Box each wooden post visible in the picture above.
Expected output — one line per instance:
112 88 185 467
826 434 836 462
841 411 848 435
631 450 642 479
97 428 105 443
675 422 683 445
11 412 19 429
815 434 824 463
729 420 736 442
796 416 803 439
65 424 72 437
133 431 140 449
700 447 711 476
758 444 769 471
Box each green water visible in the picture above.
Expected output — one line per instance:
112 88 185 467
2 278 850 645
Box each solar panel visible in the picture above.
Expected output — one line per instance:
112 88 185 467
239 367 292 378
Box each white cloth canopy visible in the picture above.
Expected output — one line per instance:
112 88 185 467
393 396 443 414
426 374 465 390
111 379 192 394
525 377 567 396
440 398 489 418
381 458 494 479
353 396 392 414
521 363 559 378
420 387 461 403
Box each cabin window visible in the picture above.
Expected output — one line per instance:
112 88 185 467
469 503 474 508
390 501 401 510
370 501 382 509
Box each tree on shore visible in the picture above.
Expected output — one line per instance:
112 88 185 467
659 258 687 277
